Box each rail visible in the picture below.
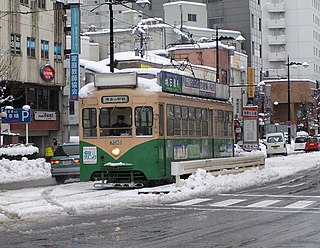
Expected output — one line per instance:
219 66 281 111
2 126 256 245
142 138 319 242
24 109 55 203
171 154 265 187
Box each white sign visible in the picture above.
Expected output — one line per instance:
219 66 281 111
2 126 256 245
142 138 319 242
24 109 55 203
95 72 137 88
67 0 83 4
243 119 257 142
34 111 57 121
83 146 97 164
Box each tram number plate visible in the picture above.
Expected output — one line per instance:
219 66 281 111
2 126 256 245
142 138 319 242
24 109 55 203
110 140 122 145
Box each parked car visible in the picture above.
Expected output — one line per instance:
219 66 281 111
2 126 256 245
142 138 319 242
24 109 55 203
265 132 287 157
294 136 307 151
305 137 320 152
50 143 80 184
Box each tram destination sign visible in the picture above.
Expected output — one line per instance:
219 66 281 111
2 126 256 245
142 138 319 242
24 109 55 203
160 71 228 100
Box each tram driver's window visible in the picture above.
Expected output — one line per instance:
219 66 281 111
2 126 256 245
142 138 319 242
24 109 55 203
82 108 97 137
135 106 153 136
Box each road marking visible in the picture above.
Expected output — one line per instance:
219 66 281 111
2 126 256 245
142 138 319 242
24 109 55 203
284 201 316 209
277 183 306 188
171 198 211 206
210 199 247 207
219 193 320 199
245 200 281 208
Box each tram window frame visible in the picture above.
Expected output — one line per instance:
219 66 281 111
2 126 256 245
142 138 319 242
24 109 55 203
82 108 97 137
189 106 195 136
174 105 182 136
135 106 153 136
167 104 174 136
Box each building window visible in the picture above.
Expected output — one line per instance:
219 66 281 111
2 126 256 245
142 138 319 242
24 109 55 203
20 0 29 5
54 42 62 61
188 14 197 22
70 100 75 115
208 18 224 28
27 37 36 58
11 34 21 55
41 40 49 59
38 0 46 9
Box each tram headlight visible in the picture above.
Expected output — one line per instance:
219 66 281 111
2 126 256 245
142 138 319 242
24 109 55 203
112 147 121 157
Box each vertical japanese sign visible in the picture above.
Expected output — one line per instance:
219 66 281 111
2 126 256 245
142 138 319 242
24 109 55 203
247 67 254 99
242 106 259 151
70 53 79 101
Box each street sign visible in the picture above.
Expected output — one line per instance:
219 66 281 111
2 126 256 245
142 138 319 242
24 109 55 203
3 108 31 124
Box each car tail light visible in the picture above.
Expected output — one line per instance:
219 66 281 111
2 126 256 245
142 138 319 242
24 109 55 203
73 158 80 164
50 160 60 165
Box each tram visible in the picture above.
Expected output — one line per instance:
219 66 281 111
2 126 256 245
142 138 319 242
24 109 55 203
79 70 234 188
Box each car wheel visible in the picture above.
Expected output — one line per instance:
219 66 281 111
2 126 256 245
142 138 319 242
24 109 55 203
55 176 66 184
267 154 270 158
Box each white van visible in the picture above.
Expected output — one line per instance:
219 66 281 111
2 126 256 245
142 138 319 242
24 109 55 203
265 132 287 157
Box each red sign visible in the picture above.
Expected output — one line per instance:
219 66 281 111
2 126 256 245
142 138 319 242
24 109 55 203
243 106 258 118
40 65 55 81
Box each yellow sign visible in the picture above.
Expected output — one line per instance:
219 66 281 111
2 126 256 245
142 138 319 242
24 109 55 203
247 67 254 98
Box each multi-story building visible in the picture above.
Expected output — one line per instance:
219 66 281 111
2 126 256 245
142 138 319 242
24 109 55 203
133 0 262 85
81 0 133 31
262 0 318 81
0 0 68 156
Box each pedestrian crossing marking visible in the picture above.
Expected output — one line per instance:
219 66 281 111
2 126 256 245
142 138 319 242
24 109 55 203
209 199 247 207
284 200 316 209
171 198 211 206
171 198 319 210
245 200 281 208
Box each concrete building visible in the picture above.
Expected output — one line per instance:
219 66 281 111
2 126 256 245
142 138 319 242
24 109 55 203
264 79 318 135
133 0 262 85
0 1 68 156
80 0 133 31
261 0 318 81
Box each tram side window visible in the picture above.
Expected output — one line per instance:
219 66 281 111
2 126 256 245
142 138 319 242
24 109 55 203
135 106 153 136
159 104 164 136
189 107 195 136
174 105 181 136
196 108 202 136
181 106 188 136
215 110 224 136
82 108 97 137
227 111 233 137
167 105 174 136
202 109 208 136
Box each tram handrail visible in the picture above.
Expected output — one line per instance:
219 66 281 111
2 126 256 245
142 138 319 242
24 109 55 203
171 154 265 187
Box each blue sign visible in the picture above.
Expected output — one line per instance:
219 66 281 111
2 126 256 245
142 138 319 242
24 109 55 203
3 108 31 124
70 53 79 101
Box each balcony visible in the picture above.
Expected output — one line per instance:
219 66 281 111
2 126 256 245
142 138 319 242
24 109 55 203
268 35 286 45
266 2 285 13
268 52 287 62
268 19 286 29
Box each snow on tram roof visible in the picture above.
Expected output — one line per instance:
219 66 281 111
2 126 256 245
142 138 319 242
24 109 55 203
79 68 194 98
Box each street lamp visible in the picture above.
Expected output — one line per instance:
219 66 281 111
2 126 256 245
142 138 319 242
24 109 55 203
286 55 309 144
90 0 150 73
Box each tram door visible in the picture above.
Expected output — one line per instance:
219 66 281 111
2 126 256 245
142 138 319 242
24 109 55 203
158 104 166 178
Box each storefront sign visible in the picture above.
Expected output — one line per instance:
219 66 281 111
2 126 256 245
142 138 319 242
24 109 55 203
40 65 55 81
34 111 57 121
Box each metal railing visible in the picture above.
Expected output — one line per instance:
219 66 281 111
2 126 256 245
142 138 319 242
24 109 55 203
171 154 265 187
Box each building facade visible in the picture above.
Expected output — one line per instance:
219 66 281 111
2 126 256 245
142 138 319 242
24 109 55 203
133 0 262 85
0 0 68 156
262 0 319 81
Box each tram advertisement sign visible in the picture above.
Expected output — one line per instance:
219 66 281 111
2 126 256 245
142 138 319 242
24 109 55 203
242 106 259 151
161 71 218 100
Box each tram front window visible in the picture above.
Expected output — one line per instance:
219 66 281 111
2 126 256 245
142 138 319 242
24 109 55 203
99 107 132 136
